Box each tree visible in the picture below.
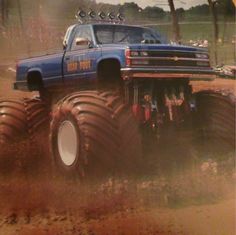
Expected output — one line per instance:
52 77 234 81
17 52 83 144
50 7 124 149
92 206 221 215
186 4 210 15
120 2 140 18
168 0 181 43
218 0 235 15
176 8 185 21
208 0 219 64
208 0 219 41
142 6 165 19
0 0 9 27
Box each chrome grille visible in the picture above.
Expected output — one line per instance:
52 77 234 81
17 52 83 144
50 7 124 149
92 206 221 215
147 51 196 59
129 50 209 67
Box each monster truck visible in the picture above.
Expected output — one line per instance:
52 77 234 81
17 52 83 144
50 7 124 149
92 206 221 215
1 12 235 178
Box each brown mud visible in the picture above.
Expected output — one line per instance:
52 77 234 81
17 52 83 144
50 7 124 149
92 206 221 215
0 69 235 235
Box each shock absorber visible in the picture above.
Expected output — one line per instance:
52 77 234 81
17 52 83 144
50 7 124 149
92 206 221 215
124 80 130 104
164 88 174 122
164 86 186 124
143 94 152 122
132 83 143 122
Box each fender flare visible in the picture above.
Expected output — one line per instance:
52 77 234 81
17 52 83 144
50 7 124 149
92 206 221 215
27 68 44 91
96 56 123 70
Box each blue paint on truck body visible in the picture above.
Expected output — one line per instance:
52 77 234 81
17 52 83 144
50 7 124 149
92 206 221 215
14 23 215 91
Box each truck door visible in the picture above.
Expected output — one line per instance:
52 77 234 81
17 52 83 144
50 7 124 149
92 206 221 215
63 25 101 85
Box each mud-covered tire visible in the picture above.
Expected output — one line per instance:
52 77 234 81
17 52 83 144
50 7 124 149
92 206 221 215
0 97 50 174
50 90 142 179
24 98 50 138
0 97 49 143
0 99 28 144
194 89 235 148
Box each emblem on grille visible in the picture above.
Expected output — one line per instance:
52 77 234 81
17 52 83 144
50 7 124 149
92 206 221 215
173 56 179 61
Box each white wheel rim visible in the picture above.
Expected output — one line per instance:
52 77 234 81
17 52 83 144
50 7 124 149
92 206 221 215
57 120 78 166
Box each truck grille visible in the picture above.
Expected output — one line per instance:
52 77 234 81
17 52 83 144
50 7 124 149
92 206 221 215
149 60 197 67
148 51 196 58
129 50 209 67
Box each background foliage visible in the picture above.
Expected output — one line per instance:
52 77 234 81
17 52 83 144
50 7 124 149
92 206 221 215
0 0 235 65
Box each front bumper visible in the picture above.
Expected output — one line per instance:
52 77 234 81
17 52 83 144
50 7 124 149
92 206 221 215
121 67 216 81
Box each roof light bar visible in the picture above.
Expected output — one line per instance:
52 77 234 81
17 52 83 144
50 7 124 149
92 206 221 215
76 10 86 19
98 11 106 20
117 13 125 21
108 12 115 20
88 11 96 19
75 10 125 23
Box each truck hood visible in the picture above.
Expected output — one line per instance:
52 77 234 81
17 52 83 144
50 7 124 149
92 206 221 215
101 43 207 53
127 43 207 52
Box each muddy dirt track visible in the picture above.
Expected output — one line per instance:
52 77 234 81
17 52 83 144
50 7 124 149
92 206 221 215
0 71 235 235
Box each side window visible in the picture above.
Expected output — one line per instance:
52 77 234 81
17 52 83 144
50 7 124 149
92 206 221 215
71 26 93 51
63 25 73 48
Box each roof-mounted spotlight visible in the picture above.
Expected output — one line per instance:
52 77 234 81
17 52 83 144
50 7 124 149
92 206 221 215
117 13 125 21
108 12 115 20
98 11 106 20
76 10 86 19
88 11 96 19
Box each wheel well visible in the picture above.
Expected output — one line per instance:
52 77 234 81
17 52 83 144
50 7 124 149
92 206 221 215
97 59 121 83
27 71 43 91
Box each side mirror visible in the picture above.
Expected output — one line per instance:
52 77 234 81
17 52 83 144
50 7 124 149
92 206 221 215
63 40 67 50
75 37 92 48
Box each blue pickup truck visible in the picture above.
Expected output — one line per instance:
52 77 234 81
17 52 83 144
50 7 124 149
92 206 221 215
8 17 231 178
14 23 215 93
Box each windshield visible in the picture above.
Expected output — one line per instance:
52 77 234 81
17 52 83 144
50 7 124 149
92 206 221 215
93 25 161 44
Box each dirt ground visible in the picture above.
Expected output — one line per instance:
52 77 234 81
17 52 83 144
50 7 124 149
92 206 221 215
0 173 234 235
0 68 235 235
0 194 235 235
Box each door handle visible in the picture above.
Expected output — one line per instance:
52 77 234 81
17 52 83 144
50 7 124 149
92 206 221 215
65 57 70 61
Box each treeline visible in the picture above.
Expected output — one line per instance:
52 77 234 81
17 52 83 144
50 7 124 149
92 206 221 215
0 0 235 26
121 1 235 21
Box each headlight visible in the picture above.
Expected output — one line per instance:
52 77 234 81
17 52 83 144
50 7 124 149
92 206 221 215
196 53 209 59
130 51 149 57
130 51 139 57
140 51 148 56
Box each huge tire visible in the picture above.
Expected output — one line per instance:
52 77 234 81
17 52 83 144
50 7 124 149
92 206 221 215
24 97 50 138
0 99 28 144
50 90 142 179
0 97 50 174
195 89 235 148
0 97 49 143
